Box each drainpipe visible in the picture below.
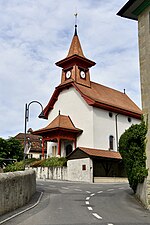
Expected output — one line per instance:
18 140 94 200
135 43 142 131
115 114 119 151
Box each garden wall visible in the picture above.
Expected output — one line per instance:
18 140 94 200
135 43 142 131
34 167 67 180
0 169 36 216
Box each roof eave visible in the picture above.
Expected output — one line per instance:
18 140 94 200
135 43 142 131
117 0 147 20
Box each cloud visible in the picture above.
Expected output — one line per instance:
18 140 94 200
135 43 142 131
0 0 141 138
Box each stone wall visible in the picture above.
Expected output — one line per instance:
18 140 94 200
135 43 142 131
0 169 36 216
34 167 67 180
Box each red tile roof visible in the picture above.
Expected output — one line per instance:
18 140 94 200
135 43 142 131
79 147 122 159
44 80 142 119
33 114 82 135
66 147 122 160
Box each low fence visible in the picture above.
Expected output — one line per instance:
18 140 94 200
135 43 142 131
34 167 67 180
0 169 36 216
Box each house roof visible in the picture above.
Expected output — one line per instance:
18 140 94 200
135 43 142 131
43 80 142 119
67 147 122 160
117 0 147 20
33 114 82 135
15 133 42 141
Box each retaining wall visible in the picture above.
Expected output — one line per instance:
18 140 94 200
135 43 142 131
0 169 36 216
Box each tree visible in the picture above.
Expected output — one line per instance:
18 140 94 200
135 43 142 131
119 119 148 193
0 137 24 161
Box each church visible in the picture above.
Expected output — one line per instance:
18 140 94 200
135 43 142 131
33 24 142 164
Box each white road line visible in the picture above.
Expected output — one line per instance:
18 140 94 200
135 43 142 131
86 197 90 200
118 187 125 190
108 223 114 225
97 191 103 194
107 189 114 192
74 189 82 191
62 187 69 190
90 193 95 196
86 191 91 193
92 213 102 219
85 201 89 205
88 207 93 211
49 185 56 188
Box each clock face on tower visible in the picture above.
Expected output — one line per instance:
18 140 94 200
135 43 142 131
80 71 86 79
66 71 71 79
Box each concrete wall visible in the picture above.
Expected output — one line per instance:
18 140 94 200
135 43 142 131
138 5 150 208
34 167 68 180
0 169 36 216
67 158 93 183
136 178 149 209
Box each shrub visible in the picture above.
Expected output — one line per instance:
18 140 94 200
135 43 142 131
119 118 148 193
31 157 67 167
3 161 25 172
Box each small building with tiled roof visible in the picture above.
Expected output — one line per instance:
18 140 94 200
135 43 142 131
15 129 46 159
33 24 142 179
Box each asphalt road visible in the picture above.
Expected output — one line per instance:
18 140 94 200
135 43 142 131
1 180 150 225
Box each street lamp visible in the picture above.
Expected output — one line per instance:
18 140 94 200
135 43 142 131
24 100 45 158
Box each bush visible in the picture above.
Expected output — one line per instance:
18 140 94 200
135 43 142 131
4 161 25 172
119 118 148 193
31 157 67 167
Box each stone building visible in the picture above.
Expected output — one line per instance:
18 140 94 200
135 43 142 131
117 0 150 208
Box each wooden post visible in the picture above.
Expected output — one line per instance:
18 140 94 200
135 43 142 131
42 138 45 159
57 138 61 156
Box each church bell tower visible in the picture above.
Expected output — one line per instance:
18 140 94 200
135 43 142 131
56 25 96 87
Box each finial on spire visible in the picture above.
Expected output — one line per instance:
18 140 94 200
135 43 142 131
74 12 78 36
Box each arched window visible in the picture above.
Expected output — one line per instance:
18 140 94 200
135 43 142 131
109 135 114 150
66 144 72 156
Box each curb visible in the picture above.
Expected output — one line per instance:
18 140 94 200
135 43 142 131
0 191 43 224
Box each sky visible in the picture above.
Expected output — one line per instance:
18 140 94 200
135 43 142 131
0 0 141 139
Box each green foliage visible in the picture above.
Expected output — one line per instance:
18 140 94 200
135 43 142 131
0 137 24 161
31 157 67 167
3 161 25 172
119 119 148 193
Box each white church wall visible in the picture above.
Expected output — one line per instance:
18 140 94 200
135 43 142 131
93 107 141 151
48 87 94 148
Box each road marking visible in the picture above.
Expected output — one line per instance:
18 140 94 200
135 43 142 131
90 193 95 196
62 187 69 190
118 187 125 190
97 191 103 194
107 189 114 192
88 207 93 211
108 223 114 225
86 191 91 193
86 197 90 200
74 188 82 191
92 213 102 219
85 201 89 205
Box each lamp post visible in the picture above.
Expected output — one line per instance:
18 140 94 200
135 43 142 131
24 101 45 159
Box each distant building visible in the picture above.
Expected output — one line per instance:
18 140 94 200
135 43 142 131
15 128 46 159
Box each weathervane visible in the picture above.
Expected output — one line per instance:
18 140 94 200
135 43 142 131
74 11 78 35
